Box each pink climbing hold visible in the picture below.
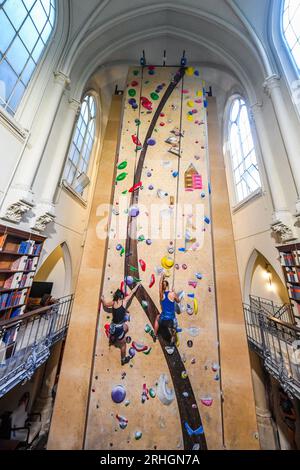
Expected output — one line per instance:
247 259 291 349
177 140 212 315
132 341 149 352
188 281 198 289
200 397 213 407
139 259 146 272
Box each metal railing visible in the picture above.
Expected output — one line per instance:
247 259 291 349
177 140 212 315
0 295 74 398
249 295 295 325
244 303 300 399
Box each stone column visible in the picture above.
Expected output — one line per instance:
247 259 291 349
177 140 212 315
250 102 297 242
263 74 300 216
250 352 278 450
31 97 81 232
32 341 63 434
1 71 70 223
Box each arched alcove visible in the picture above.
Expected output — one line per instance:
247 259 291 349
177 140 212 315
244 249 289 305
35 242 72 298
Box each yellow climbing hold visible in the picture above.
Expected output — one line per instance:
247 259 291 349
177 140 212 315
193 297 198 315
187 100 194 107
187 114 193 122
161 256 174 270
186 67 194 76
196 90 203 97
164 269 171 277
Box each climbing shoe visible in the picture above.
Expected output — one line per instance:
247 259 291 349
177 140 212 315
121 356 131 366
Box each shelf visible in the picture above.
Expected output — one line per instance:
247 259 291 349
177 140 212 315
282 264 300 268
287 281 300 286
0 250 39 257
0 269 35 274
0 303 25 313
0 286 28 294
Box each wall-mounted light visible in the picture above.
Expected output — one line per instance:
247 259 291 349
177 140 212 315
264 263 273 290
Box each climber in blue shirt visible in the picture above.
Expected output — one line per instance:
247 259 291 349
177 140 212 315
153 274 180 344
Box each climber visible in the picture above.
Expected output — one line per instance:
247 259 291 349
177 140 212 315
101 283 140 365
153 274 180 344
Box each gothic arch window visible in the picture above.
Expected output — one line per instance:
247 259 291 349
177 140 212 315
228 97 261 204
0 0 56 115
63 94 97 195
282 0 300 73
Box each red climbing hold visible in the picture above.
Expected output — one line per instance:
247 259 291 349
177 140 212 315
139 259 146 272
120 281 125 294
129 181 142 193
131 81 138 87
141 96 152 111
132 134 141 146
104 324 110 338
149 274 155 288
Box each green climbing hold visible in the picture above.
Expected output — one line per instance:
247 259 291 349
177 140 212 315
118 161 128 170
133 277 142 282
122 190 128 194
116 172 128 182
129 266 138 272
138 235 145 242
149 388 156 398
150 92 159 100
133 70 139 76
135 119 141 126
128 89 136 97
120 248 125 256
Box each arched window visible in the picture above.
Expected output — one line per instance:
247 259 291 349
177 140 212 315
0 0 56 115
282 0 300 72
63 95 97 195
228 97 261 204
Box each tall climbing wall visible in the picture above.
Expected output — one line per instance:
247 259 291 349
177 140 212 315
85 66 223 450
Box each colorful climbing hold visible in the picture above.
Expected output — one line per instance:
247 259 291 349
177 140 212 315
116 172 128 182
129 181 142 193
129 206 140 217
135 431 142 440
139 259 146 272
149 274 155 288
132 341 149 352
117 161 128 170
111 385 126 403
147 138 156 146
132 135 141 146
128 89 136 97
161 256 174 270
150 92 159 100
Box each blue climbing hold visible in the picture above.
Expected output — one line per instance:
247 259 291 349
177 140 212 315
204 216 210 224
184 422 204 436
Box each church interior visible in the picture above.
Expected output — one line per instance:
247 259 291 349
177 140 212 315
0 0 300 451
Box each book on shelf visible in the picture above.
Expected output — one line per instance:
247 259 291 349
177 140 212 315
18 240 35 255
0 234 6 252
3 272 23 289
10 306 24 319
10 255 28 271
289 286 300 301
280 252 295 267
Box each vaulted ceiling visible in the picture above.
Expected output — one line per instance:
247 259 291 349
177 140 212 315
58 0 276 105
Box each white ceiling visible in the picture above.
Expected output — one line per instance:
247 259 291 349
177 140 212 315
58 0 276 107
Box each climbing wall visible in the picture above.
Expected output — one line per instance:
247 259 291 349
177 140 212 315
85 66 223 450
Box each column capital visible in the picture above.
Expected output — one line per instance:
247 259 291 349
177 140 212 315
53 71 71 88
68 97 81 113
263 74 281 97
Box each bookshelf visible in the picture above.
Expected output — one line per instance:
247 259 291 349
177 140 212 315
277 243 300 322
0 224 46 322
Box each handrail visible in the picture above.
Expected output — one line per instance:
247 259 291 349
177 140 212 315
0 294 74 398
244 303 300 333
0 295 73 328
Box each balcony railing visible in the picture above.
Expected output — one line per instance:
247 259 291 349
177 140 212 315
0 295 74 398
243 303 300 399
249 295 295 325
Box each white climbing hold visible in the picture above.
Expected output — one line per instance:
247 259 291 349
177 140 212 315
157 374 175 406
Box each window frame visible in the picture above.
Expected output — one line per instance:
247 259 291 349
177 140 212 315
281 0 300 77
224 94 262 209
0 0 57 117
62 92 98 202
